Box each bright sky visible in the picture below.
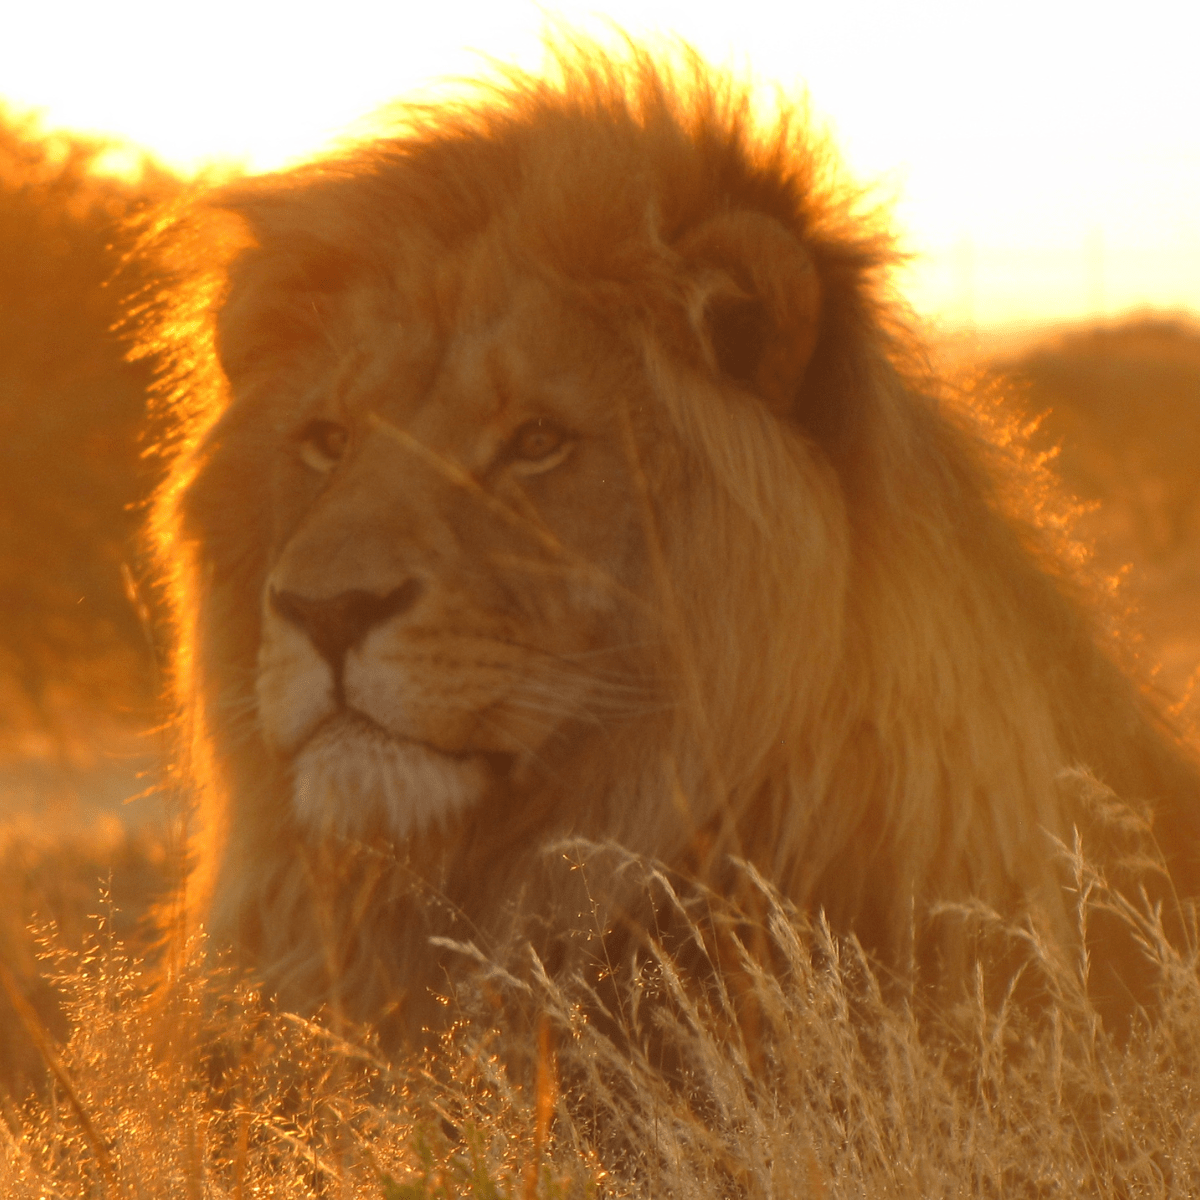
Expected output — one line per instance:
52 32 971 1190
4 0 1199 330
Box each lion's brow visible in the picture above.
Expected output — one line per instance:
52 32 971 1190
365 409 557 544
365 411 655 620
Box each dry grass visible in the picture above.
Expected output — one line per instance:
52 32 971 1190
1 825 1199 1198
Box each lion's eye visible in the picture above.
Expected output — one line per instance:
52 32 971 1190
506 419 574 476
298 418 349 472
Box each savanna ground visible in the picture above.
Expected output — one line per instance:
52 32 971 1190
3 111 1200 1197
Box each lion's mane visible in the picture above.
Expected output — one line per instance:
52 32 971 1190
139 41 1200 1038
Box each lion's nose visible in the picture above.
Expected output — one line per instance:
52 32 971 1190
270 581 423 668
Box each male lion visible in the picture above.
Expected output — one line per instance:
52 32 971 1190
140 43 1200 1039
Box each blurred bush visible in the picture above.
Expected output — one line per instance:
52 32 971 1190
0 109 179 750
995 318 1200 696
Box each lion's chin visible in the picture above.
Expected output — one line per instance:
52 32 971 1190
290 716 489 840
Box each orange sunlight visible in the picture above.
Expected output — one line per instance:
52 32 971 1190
4 0 1198 330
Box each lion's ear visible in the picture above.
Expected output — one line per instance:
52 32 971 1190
678 211 821 420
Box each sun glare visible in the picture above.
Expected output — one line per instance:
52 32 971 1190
3 0 1198 327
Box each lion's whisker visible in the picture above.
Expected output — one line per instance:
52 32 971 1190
512 676 664 719
522 670 656 701
467 709 559 776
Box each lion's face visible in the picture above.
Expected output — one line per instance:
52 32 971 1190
182 168 827 866
240 267 653 840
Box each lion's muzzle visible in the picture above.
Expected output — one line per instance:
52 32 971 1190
259 578 504 838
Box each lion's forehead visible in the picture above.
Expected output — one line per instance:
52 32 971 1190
321 250 628 458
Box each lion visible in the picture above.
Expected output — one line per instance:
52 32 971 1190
137 41 1200 1041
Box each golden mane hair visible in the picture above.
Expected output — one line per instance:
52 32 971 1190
137 40 1200 1038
